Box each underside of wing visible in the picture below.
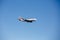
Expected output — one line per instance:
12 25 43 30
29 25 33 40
24 19 36 23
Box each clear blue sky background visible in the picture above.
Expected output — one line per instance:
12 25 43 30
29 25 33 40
0 0 60 40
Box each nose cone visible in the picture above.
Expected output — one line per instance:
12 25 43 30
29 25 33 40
33 18 37 20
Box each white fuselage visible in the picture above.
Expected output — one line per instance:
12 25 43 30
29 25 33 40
18 18 37 23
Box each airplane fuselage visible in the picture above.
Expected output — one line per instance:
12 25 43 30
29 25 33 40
18 17 36 23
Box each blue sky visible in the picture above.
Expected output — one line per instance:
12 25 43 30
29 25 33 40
0 0 60 40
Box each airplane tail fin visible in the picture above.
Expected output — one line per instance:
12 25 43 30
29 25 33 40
18 16 24 21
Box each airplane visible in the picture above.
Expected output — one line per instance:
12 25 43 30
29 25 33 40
18 17 37 23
